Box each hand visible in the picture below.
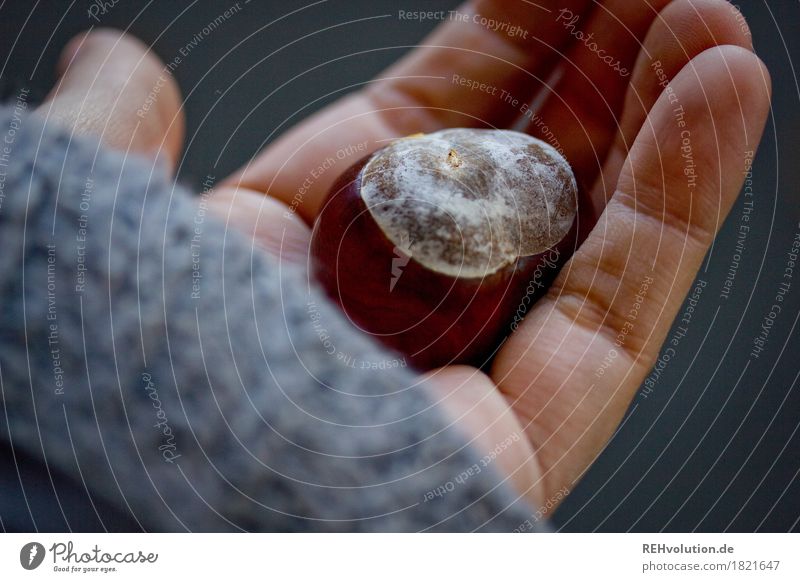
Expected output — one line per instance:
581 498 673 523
39 0 771 517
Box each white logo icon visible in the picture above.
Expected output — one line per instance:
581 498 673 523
390 233 414 292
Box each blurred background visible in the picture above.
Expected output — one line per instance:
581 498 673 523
1 0 798 531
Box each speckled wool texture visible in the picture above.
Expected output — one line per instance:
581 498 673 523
0 106 546 532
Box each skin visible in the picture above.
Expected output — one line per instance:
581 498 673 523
38 0 771 517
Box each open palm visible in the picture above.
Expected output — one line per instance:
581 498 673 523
42 0 771 512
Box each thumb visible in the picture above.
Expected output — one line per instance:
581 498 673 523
38 28 184 169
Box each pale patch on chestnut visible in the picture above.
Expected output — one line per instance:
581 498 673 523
360 129 577 278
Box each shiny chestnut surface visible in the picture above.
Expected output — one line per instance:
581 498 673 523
310 129 579 370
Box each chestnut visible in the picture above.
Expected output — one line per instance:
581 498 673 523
310 129 578 370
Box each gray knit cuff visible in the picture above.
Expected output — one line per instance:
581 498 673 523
0 104 544 532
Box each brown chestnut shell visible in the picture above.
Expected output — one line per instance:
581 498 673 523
311 153 577 370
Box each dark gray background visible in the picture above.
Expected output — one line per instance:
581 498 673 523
1 0 797 532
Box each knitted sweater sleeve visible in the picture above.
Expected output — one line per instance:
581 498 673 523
0 105 544 532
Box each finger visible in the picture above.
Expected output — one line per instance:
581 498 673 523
371 0 591 131
592 0 755 213
225 0 591 223
424 365 545 508
524 0 671 206
492 46 771 497
37 28 184 169
206 187 311 265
